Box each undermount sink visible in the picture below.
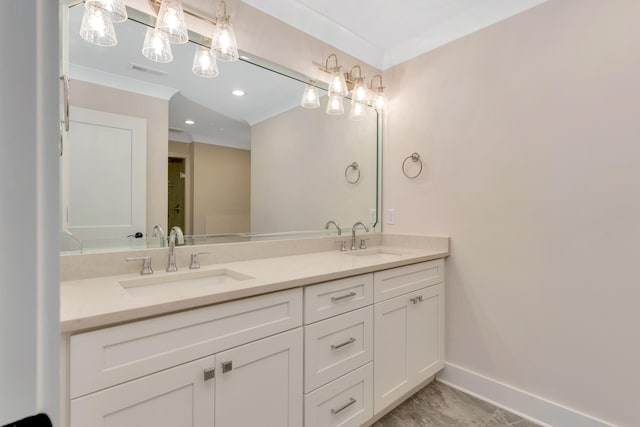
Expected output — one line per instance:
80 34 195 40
120 268 255 297
344 248 408 257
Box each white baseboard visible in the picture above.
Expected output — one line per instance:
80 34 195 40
437 363 613 427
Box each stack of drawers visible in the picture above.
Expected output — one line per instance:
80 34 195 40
303 274 375 427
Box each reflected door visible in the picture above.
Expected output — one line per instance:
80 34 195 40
63 107 146 241
168 157 186 231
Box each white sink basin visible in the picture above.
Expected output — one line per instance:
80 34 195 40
120 268 254 297
345 248 408 257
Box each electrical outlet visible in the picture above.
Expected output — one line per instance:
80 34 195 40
385 208 396 225
369 208 377 223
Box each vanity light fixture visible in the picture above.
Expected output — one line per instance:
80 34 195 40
192 45 219 77
85 0 128 23
324 54 348 97
370 75 387 112
211 0 239 62
348 66 368 120
142 27 173 63
155 0 189 44
80 3 118 46
300 81 320 109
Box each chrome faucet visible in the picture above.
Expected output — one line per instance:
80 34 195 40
325 220 341 236
351 221 369 250
166 226 184 272
152 224 166 247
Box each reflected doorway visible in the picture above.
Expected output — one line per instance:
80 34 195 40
168 156 186 232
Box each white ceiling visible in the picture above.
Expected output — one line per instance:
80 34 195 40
241 0 549 69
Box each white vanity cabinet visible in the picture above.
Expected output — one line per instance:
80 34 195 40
373 260 446 415
64 288 303 427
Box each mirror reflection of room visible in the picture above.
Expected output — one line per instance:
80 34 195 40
62 3 378 253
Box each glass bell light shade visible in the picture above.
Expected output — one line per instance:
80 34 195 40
85 0 127 23
156 0 188 44
300 84 320 109
351 77 369 104
211 19 239 62
326 93 344 115
142 27 173 63
192 46 219 77
328 67 348 96
349 100 367 121
80 3 117 47
373 90 387 112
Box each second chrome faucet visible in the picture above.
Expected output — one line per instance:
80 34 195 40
351 221 369 250
166 226 184 272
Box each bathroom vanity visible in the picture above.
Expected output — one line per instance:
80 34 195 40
59 235 448 427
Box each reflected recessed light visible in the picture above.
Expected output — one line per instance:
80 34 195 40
185 120 195 125
232 89 246 97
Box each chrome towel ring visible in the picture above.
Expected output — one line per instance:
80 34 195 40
402 153 423 179
345 162 360 184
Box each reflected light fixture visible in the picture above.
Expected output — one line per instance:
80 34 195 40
155 0 189 44
80 3 118 46
370 75 387 112
231 89 246 96
142 27 173 63
211 0 239 62
85 0 128 23
192 45 219 77
325 54 348 96
326 93 344 115
185 119 195 125
300 81 320 109
349 99 367 121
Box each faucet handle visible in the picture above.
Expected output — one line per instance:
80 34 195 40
360 238 369 250
126 256 153 275
335 240 348 252
190 252 211 269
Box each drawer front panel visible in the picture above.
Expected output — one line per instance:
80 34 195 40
304 306 373 393
374 259 444 302
304 363 373 427
304 274 373 324
70 288 302 398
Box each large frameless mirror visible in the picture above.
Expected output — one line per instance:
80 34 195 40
60 2 380 254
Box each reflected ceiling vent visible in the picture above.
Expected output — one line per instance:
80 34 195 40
130 63 168 77
169 127 185 132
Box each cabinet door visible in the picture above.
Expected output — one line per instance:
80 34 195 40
215 328 303 427
373 293 411 414
70 355 215 427
373 284 445 415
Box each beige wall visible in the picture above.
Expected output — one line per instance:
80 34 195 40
383 1 640 425
190 143 251 235
251 105 377 233
69 80 168 236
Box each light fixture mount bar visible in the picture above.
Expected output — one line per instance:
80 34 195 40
148 0 217 26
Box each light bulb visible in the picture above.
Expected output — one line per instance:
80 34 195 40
300 84 320 109
326 93 344 115
156 0 188 44
192 46 219 77
374 91 386 112
80 3 117 47
142 28 173 63
352 77 369 104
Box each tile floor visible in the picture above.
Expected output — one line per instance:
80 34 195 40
373 381 541 427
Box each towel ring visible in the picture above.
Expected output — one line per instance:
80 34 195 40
345 162 360 184
402 153 423 179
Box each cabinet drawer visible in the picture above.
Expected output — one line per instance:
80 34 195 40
304 363 373 427
70 288 302 398
304 274 373 324
374 259 444 302
304 306 373 392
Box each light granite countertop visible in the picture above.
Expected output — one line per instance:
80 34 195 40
60 237 449 333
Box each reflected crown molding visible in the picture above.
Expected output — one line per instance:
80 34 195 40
70 63 179 100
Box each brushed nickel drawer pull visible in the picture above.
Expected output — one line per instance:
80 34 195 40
331 397 356 415
331 292 356 302
331 337 356 350
222 361 233 373
203 368 215 381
